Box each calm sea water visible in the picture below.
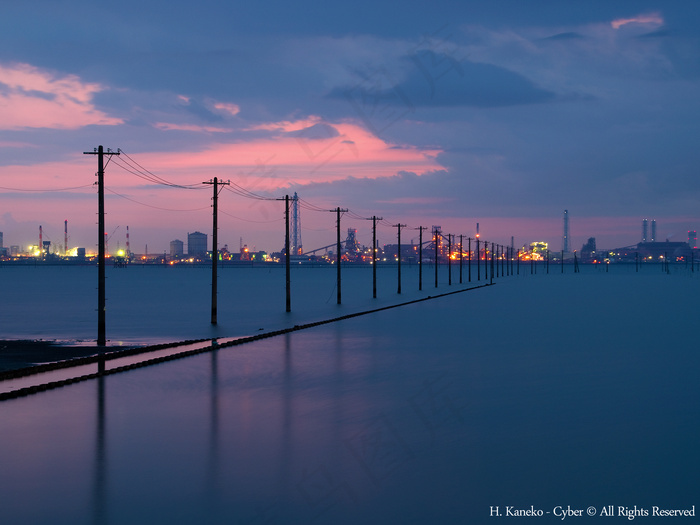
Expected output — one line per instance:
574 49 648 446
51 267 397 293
0 267 698 524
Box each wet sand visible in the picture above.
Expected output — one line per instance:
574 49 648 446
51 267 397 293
0 340 109 373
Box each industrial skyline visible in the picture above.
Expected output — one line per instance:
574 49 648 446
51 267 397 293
1 1 699 255
2 213 696 263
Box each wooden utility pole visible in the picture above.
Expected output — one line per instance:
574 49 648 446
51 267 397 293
418 226 425 291
276 194 292 311
333 207 348 304
476 237 481 281
434 226 440 288
447 234 452 285
468 237 472 282
459 234 463 284
394 223 406 294
203 177 230 324
84 145 119 347
285 195 291 311
368 216 383 298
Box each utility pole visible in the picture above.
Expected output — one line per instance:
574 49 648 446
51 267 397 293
468 237 472 282
367 216 383 298
203 177 230 325
476 237 481 281
333 207 348 304
394 223 406 293
447 234 452 285
84 145 119 347
285 195 291 311
417 226 425 291
434 226 440 288
459 234 463 284
484 240 488 281
491 243 499 278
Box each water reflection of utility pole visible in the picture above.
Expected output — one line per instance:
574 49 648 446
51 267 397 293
92 375 107 525
280 333 293 506
207 342 221 510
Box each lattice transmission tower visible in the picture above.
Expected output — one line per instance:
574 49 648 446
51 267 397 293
291 192 302 255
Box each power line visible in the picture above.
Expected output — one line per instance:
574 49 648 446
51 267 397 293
223 182 273 201
105 187 209 212
219 209 284 223
116 150 204 189
0 183 94 192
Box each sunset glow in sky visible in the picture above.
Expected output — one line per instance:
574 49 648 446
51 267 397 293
1 1 699 253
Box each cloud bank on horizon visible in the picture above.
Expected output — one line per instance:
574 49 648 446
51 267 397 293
1 0 698 252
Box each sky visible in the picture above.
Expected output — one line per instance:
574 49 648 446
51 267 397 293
1 0 699 254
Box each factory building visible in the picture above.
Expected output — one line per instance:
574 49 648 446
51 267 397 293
170 239 184 259
187 231 208 258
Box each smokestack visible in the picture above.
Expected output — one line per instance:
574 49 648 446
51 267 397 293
39 225 43 255
651 219 656 243
64 220 68 255
126 225 130 258
642 218 648 242
563 210 570 253
476 222 480 238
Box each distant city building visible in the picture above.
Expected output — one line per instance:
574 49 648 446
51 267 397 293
0 231 3 249
187 231 207 257
612 241 692 262
170 239 184 259
345 228 361 257
530 241 548 260
580 237 596 262
383 243 418 262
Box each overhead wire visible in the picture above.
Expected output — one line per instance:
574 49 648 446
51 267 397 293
105 187 209 212
223 182 274 201
219 209 284 223
0 183 95 192
117 149 204 189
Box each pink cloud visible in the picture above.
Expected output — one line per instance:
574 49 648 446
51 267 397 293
212 102 240 116
0 62 123 130
136 119 443 190
611 13 663 30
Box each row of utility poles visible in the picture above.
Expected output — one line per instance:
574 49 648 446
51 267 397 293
85 145 547 346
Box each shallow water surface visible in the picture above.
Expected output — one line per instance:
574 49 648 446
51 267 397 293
1 271 698 524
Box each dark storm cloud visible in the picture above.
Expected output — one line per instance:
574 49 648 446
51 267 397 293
329 54 555 110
